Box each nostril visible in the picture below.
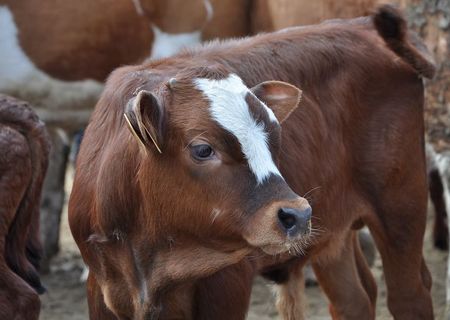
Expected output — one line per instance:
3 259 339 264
278 208 298 230
278 206 312 236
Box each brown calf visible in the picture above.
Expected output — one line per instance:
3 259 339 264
0 95 49 319
69 6 435 319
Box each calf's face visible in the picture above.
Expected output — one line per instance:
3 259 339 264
125 72 312 255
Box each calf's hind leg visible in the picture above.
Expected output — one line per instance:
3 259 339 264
367 178 433 319
259 258 307 320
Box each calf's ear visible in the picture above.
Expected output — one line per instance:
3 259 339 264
124 90 164 153
251 81 302 123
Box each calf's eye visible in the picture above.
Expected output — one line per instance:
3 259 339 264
190 144 215 161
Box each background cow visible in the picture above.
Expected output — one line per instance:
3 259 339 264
0 95 50 319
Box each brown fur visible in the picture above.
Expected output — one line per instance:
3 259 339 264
0 95 50 319
69 6 435 319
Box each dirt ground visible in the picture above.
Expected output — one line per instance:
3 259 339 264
39 167 448 320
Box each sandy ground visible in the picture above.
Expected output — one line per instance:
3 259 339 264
39 168 448 320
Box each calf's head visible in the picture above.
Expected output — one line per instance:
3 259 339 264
124 69 312 255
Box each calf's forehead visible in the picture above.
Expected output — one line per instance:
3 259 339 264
193 74 282 184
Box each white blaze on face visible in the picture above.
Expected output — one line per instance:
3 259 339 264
194 74 282 184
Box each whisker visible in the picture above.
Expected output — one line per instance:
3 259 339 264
302 186 322 199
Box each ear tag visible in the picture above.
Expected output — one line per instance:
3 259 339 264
123 113 147 149
143 126 162 154
123 113 162 154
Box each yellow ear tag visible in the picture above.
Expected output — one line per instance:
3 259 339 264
143 127 162 154
123 113 146 149
123 113 162 154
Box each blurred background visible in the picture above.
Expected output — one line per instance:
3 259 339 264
0 0 448 319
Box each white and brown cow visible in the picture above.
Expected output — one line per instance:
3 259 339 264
70 6 435 319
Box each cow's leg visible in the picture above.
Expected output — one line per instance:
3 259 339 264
312 231 375 320
428 167 448 250
39 128 70 271
353 231 377 308
367 182 433 319
358 228 376 267
270 260 307 320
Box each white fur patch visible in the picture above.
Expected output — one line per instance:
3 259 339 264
194 74 282 184
150 25 202 59
0 6 103 126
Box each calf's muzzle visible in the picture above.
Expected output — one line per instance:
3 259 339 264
278 206 312 237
